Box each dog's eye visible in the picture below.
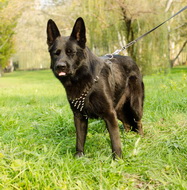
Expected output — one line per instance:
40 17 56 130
66 49 75 55
54 49 61 56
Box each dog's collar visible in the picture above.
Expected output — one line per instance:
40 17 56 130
69 75 99 113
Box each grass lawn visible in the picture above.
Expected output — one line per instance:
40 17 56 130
0 68 187 189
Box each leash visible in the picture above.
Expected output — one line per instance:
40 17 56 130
106 6 187 58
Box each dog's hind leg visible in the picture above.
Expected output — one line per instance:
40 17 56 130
74 113 88 157
116 94 143 135
115 92 132 132
117 109 131 132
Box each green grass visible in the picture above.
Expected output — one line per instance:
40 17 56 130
0 68 187 190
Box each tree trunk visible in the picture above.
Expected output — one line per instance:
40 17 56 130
170 40 187 68
120 6 135 60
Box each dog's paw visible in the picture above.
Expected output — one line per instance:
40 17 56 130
74 152 84 158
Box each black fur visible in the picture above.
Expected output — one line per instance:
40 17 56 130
47 17 144 158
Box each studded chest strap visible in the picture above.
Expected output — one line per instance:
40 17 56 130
70 90 89 112
69 75 99 112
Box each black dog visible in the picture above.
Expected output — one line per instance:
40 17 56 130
47 17 144 158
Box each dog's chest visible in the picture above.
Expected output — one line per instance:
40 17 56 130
69 92 98 119
68 75 100 118
69 89 89 112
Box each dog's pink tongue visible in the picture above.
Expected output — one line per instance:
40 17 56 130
58 72 66 76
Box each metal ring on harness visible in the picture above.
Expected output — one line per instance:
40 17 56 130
105 54 114 59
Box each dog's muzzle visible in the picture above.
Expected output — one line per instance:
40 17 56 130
55 62 67 76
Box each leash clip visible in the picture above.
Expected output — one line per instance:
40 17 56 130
105 48 123 59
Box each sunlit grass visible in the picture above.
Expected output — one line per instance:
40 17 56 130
0 68 187 189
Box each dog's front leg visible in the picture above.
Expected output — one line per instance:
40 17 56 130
74 113 88 157
104 111 122 159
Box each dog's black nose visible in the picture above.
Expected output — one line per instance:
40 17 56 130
55 62 66 70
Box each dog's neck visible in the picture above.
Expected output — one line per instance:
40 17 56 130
63 51 103 101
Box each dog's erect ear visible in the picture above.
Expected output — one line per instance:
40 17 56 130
47 19 60 47
70 17 86 48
